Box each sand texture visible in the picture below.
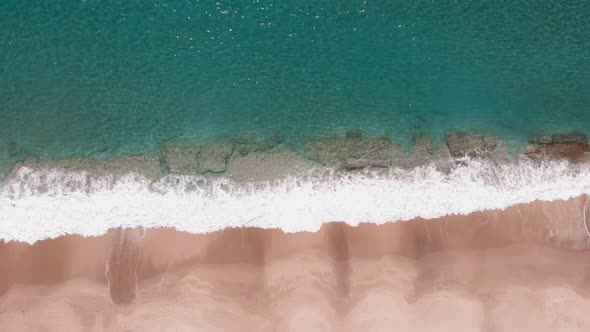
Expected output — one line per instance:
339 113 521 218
2 196 590 331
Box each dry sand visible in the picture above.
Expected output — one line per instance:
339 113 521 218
2 196 590 331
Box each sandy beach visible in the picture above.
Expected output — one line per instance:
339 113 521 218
2 0 589 329
1 196 590 331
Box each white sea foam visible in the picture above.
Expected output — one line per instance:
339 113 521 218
1 158 590 243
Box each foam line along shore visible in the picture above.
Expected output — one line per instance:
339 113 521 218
2 131 590 243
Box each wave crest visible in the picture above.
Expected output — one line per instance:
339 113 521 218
2 158 590 243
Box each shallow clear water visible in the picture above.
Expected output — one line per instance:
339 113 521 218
1 0 589 173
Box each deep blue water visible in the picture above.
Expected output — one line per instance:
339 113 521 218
1 0 589 174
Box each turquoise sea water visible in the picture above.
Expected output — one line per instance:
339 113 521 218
1 0 589 174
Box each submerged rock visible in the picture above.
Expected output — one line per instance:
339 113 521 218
198 141 234 173
226 148 317 181
235 134 285 156
304 135 404 170
41 154 163 180
434 141 454 174
445 131 497 158
524 143 588 161
161 144 201 174
404 134 435 167
524 133 589 161
530 133 588 146
488 140 514 165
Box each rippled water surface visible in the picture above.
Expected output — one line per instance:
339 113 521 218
1 0 589 173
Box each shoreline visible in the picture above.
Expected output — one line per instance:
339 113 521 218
2 195 589 290
3 130 589 182
2 131 590 243
3 159 590 243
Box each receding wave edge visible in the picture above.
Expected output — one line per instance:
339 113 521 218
2 158 590 243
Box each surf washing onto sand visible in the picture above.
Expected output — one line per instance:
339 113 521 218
3 0 590 330
3 133 590 244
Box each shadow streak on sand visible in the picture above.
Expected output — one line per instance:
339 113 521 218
1 196 590 312
106 228 143 304
324 222 351 313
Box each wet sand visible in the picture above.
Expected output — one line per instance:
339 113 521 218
2 196 590 331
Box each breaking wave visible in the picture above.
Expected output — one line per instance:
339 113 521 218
2 158 590 243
